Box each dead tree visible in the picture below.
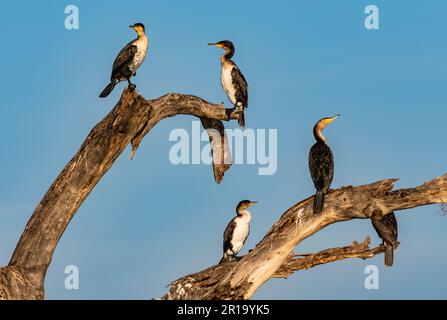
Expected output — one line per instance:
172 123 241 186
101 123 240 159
164 176 447 299
0 89 445 300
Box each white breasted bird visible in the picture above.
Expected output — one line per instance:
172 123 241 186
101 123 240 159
308 115 339 214
219 200 257 264
99 23 149 98
208 40 248 128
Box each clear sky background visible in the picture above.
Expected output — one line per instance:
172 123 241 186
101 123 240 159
0 0 446 299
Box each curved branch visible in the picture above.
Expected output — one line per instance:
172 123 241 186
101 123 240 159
163 237 385 300
273 236 389 278
1 89 238 299
1 89 445 300
162 237 392 299
164 174 447 300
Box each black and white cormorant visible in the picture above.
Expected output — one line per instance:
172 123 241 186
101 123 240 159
308 115 339 214
208 40 248 128
99 23 149 98
371 212 398 267
219 200 257 264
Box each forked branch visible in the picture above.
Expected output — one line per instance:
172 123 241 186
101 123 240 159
1 89 445 301
163 174 447 300
0 89 238 300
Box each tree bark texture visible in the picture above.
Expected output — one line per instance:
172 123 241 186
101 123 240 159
0 89 445 300
164 175 447 300
1 89 237 299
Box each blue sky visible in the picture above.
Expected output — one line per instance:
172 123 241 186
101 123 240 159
0 0 446 299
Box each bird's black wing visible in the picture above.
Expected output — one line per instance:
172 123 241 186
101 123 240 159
223 217 237 253
231 66 248 108
372 212 398 246
111 41 137 80
308 142 334 191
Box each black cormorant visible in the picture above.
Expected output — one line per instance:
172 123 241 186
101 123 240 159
208 40 248 128
371 212 398 267
308 115 339 214
219 200 257 264
99 23 148 98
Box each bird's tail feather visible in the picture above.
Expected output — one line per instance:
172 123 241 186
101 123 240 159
99 81 117 98
238 111 245 128
384 243 394 267
313 190 325 214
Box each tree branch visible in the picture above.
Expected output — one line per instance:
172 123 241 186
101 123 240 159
163 174 447 300
1 89 238 299
273 237 388 278
163 237 385 300
1 89 445 300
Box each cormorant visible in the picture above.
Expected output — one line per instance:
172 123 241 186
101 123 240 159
99 23 148 98
371 212 398 267
308 115 339 214
208 40 248 128
219 200 257 264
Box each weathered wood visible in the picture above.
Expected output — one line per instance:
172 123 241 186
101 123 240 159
164 175 447 300
1 89 446 300
272 237 388 278
1 89 239 300
200 118 232 184
0 266 43 300
163 237 385 299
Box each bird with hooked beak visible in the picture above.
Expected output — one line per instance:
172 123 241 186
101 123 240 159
208 40 248 128
308 115 340 214
99 23 149 98
219 200 257 264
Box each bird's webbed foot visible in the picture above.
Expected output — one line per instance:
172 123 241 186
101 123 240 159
127 79 136 91
234 105 244 113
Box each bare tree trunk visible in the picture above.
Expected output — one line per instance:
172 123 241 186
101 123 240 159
1 89 238 300
164 175 447 300
0 89 445 300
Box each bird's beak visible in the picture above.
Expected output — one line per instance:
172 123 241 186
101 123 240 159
249 201 258 207
208 43 219 47
129 25 134 28
326 114 340 125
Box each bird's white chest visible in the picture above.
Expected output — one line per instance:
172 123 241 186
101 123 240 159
130 36 148 72
221 64 237 104
230 214 251 253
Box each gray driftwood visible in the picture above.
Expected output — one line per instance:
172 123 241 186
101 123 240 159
0 89 445 299
164 175 447 299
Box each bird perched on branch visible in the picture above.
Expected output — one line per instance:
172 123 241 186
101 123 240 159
371 212 399 267
99 23 148 98
219 200 257 264
308 115 339 214
208 40 248 128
